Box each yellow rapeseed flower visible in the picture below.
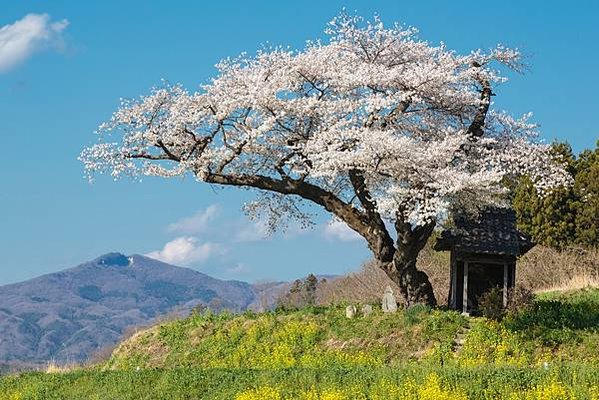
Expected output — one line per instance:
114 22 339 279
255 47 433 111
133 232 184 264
235 386 282 400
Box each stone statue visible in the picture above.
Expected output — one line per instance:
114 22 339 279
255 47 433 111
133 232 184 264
382 286 398 313
345 305 357 318
361 304 373 316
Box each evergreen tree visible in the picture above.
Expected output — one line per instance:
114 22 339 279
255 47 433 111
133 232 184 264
303 274 318 306
278 275 320 309
574 142 599 246
513 141 598 249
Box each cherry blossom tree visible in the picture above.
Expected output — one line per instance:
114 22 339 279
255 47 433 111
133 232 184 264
81 13 569 306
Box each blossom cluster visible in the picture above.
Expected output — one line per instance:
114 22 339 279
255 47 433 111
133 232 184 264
81 12 569 228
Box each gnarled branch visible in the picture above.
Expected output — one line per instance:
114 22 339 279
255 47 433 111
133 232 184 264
348 169 395 261
466 66 492 138
203 171 395 260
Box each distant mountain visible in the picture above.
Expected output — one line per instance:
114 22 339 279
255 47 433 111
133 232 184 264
0 253 258 368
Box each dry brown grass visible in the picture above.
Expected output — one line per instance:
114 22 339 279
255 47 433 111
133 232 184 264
316 260 398 305
316 244 599 306
517 246 599 292
536 275 599 293
84 309 187 368
316 241 450 306
44 360 79 374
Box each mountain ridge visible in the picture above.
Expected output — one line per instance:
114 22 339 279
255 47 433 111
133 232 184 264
0 252 274 369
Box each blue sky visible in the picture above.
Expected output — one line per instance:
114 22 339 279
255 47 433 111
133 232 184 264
1 1 598 285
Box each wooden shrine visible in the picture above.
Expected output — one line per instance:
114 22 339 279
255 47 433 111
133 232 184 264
434 207 533 314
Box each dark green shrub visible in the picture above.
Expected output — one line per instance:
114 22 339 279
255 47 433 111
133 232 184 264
478 287 505 321
506 286 534 315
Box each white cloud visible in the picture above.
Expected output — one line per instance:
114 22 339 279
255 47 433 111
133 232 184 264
0 13 69 73
167 204 220 235
323 218 362 242
227 263 251 275
146 237 222 266
234 219 270 242
280 221 312 239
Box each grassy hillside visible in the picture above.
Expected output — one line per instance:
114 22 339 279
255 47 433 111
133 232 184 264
2 288 599 399
105 304 464 370
105 288 599 370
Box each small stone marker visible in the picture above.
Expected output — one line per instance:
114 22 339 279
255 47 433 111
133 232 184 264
381 286 398 313
345 305 357 319
361 304 373 316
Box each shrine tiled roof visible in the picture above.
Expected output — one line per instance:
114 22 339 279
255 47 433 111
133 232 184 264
434 207 534 256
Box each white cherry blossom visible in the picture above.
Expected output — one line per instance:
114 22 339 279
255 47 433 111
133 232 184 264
81 12 569 305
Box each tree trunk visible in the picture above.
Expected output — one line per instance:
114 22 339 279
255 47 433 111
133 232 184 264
381 219 437 307
384 252 436 307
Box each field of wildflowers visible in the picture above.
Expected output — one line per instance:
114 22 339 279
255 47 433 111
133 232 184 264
1 288 598 399
2 364 599 399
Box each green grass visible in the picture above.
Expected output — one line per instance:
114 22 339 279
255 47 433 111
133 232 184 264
2 288 599 399
105 304 466 370
2 365 599 399
503 287 599 361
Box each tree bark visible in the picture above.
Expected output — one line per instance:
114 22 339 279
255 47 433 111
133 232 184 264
381 219 437 307
384 251 436 307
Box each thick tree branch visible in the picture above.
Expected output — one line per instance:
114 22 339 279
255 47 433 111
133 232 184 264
156 140 181 161
126 153 172 160
381 99 411 129
203 171 394 259
450 71 493 164
348 169 395 261
466 68 492 138
204 172 360 222
395 216 436 258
